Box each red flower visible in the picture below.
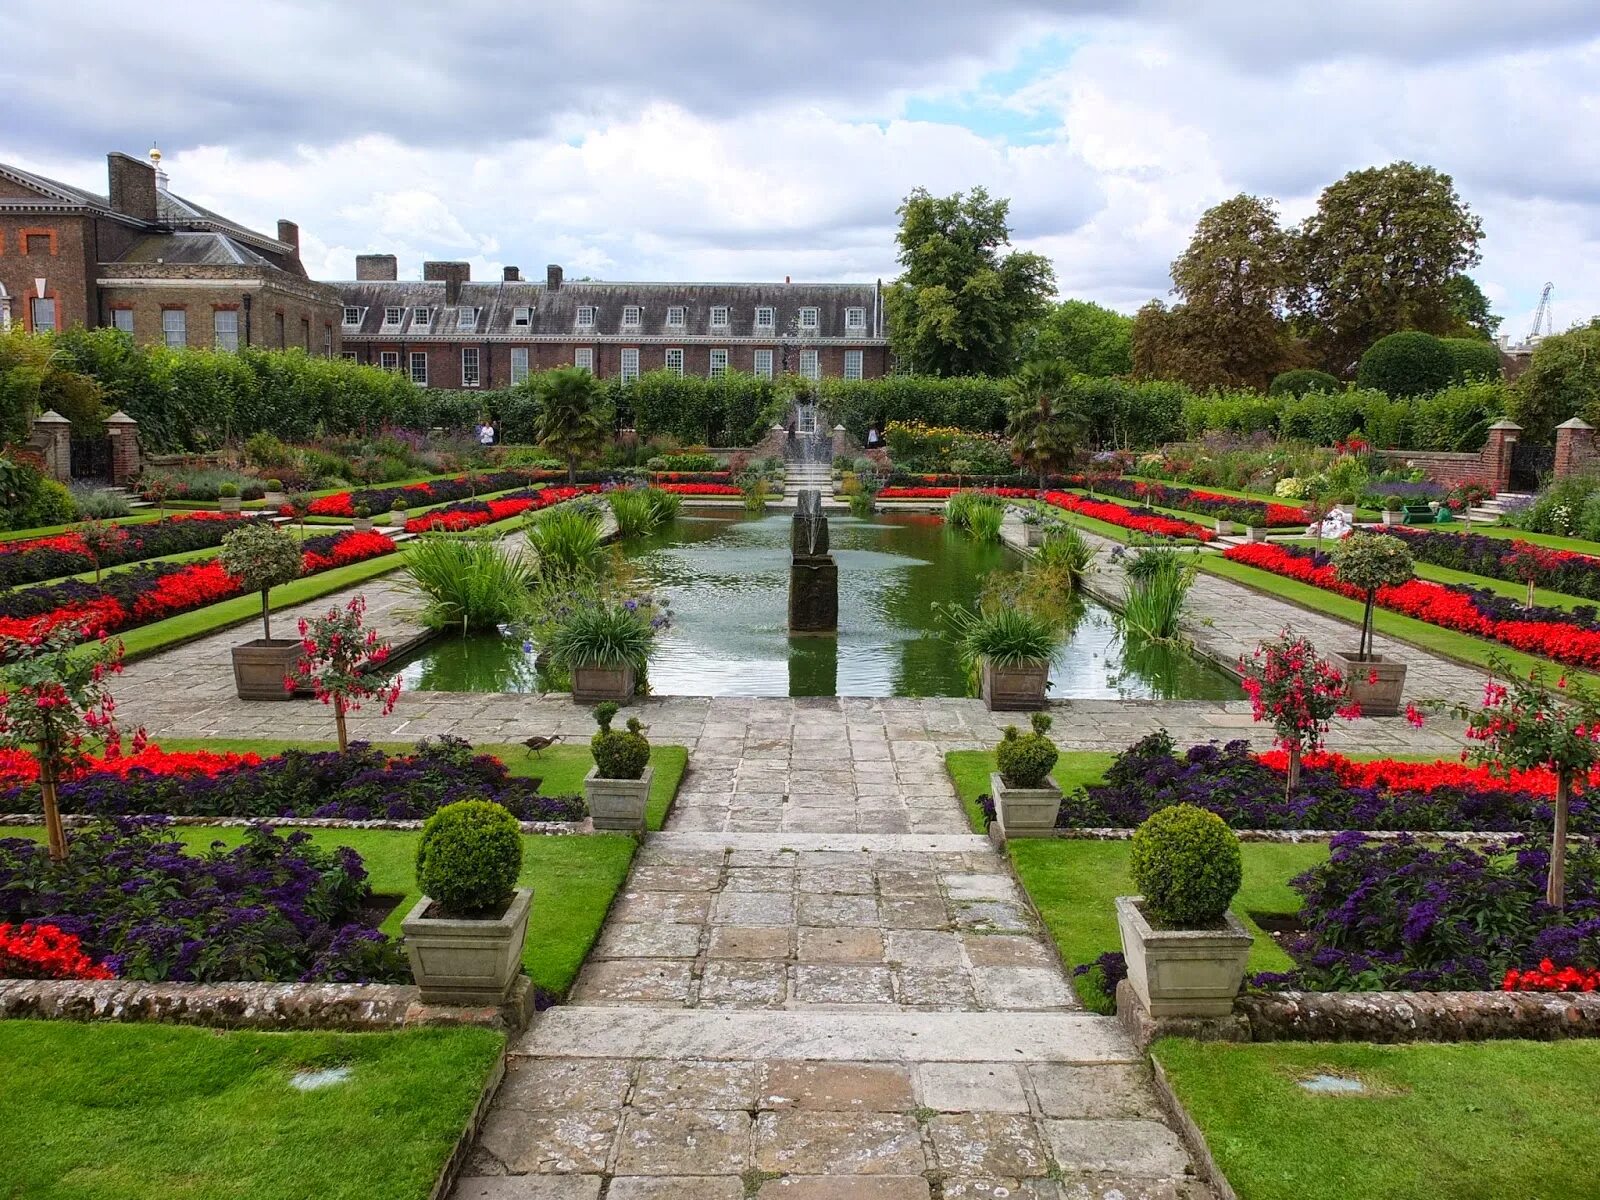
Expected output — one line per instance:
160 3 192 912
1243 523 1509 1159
0 922 115 980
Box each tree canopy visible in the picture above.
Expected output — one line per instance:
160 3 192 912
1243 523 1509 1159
884 187 1055 377
521 367 611 482
1027 299 1133 377
1444 274 1502 341
1506 319 1600 443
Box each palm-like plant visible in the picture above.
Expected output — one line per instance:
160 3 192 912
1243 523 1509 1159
527 367 611 483
1005 362 1085 487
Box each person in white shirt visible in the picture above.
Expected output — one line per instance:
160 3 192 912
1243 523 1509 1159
477 421 495 447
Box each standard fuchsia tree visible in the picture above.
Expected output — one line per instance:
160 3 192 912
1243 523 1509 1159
1238 628 1357 798
0 622 124 860
290 594 401 752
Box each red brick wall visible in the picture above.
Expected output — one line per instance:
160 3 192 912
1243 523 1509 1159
0 214 94 331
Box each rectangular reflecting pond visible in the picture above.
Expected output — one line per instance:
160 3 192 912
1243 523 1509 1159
392 510 1239 700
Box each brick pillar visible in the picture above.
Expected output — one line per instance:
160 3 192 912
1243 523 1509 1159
832 424 849 461
1554 417 1596 480
1480 418 1521 494
31 410 72 483
104 410 142 485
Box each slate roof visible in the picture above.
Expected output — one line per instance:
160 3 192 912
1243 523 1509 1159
117 231 277 268
333 279 886 341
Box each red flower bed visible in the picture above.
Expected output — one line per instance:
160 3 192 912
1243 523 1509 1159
0 743 261 788
878 486 1037 499
1039 491 1214 541
1223 541 1600 669
655 482 742 496
309 481 437 517
1503 960 1600 992
1253 748 1599 798
0 922 115 980
404 485 596 533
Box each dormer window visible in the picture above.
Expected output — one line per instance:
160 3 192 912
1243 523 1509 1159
412 307 431 328
383 306 404 327
576 305 596 329
457 307 478 330
799 307 819 332
512 306 532 326
710 305 730 328
755 306 775 331
845 307 866 332
667 306 686 328
342 306 362 327
622 305 642 328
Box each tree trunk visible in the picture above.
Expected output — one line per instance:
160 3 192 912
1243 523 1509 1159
567 457 577 486
38 738 67 862
333 700 349 754
1285 741 1302 802
1527 578 1537 610
1548 771 1571 910
261 589 273 642
1361 590 1376 660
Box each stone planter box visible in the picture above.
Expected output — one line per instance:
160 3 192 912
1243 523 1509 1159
402 887 532 1006
1382 511 1403 526
390 510 408 527
1214 519 1236 536
1245 525 1269 543
218 496 241 513
1023 523 1047 547
990 771 1060 837
979 657 1049 711
1328 650 1406 717
231 638 304 701
1116 895 1252 1018
572 661 637 704
584 765 654 832
263 491 285 508
1337 504 1357 518
352 517 375 532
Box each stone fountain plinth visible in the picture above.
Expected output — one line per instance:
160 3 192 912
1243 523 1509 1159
789 489 838 633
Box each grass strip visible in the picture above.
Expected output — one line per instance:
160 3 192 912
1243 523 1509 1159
0 512 166 541
0 1021 503 1200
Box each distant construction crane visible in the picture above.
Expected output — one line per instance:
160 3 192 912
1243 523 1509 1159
1527 282 1554 341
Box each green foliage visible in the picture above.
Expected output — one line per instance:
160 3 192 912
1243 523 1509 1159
523 367 610 480
624 370 780 445
527 503 603 576
1028 299 1133 377
1278 389 1364 444
1441 336 1502 383
69 485 131 519
217 482 239 498
1006 361 1085 482
416 800 524 916
219 523 303 595
1331 532 1414 657
885 186 1056 376
1118 546 1199 642
1507 321 1600 444
964 503 1004 542
647 453 719 471
1409 380 1505 451
591 703 651 780
944 602 1061 667
1129 804 1243 926
996 712 1059 788
546 600 655 673
1032 525 1095 592
1269 369 1340 397
22 478 76 530
823 375 1010 440
608 487 678 538
945 489 1003 531
1444 272 1503 340
400 537 536 633
1356 331 1454 397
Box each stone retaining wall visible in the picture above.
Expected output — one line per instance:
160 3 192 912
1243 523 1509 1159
1237 989 1600 1043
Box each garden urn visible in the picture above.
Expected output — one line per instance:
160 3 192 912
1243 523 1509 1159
584 764 655 832
1328 651 1406 717
402 887 532 1006
219 496 242 514
572 661 637 704
980 657 1049 711
231 639 305 701
1115 894 1252 1018
989 771 1060 838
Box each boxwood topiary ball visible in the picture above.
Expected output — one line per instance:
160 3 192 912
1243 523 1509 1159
1129 803 1242 927
996 712 1059 789
416 800 523 916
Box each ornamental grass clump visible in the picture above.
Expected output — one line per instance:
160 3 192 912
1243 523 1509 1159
591 700 650 780
219 522 303 641
1032 525 1094 593
400 536 535 633
965 502 1005 543
1330 532 1414 660
996 712 1058 788
1117 545 1199 643
547 599 657 674
943 603 1061 669
416 799 524 917
1129 804 1242 928
946 489 1002 531
527 503 603 576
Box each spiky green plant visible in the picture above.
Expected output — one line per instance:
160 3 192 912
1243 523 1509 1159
527 503 603 576
964 503 1005 542
1032 525 1095 592
398 535 536 633
1118 546 1199 643
942 602 1061 667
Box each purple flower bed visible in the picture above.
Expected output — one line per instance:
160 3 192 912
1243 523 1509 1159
0 737 588 823
0 819 410 983
1062 733 1591 834
1391 526 1600 603
1256 832 1600 992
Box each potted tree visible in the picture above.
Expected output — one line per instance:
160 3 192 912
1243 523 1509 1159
988 712 1061 837
1328 532 1414 716
401 799 531 1004
1116 804 1252 1017
1238 629 1355 797
292 594 401 749
263 478 286 507
1381 494 1405 526
221 523 306 700
390 497 410 528
948 604 1060 711
217 482 242 514
547 598 654 703
352 503 374 533
583 701 654 831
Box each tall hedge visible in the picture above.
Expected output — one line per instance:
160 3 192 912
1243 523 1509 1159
821 376 1010 439
1441 337 1503 383
1355 331 1455 397
1268 369 1341 397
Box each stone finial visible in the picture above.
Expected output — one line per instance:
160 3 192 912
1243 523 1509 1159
833 424 846 432
1486 418 1523 432
33 410 69 425
104 410 137 426
1557 417 1595 431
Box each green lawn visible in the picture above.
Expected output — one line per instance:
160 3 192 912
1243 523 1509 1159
0 511 167 540
1466 523 1600 555
1156 1038 1600 1200
945 747 1114 832
0 1021 502 1200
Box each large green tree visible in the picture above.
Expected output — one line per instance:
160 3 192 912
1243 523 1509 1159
522 366 611 482
884 187 1055 377
1507 319 1600 443
1293 162 1484 373
1004 361 1086 485
1027 299 1133 377
1444 274 1502 341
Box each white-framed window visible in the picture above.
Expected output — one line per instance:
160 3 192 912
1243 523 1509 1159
709 348 728 378
111 309 134 333
800 348 820 380
29 297 58 334
379 350 400 371
161 308 186 348
845 306 866 332
213 309 239 351
383 306 404 328
666 306 686 328
844 349 863 381
754 305 775 331
753 348 774 379
324 325 333 356
622 305 642 329
799 307 819 332
512 306 532 326
409 351 428 385
576 305 596 329
710 305 730 328
461 346 481 387
510 347 530 384
574 347 594 372
341 350 359 362
457 307 478 330
412 306 431 328
342 305 362 326
664 348 684 377
620 347 639 382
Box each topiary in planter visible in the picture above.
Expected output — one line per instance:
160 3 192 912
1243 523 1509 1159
1331 531 1414 660
217 482 240 498
1129 804 1242 927
591 701 650 779
416 799 523 917
996 712 1059 788
220 522 303 641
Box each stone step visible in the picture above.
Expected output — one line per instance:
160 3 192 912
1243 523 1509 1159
646 831 993 853
516 1008 1138 1064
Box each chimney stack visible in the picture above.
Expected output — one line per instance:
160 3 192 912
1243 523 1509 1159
356 254 398 281
106 152 157 223
424 260 471 306
503 265 520 282
276 220 300 252
546 264 563 292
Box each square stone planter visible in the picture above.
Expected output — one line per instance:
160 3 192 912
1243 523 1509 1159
1245 525 1269 543
231 638 304 700
402 887 532 1005
1382 511 1403 526
263 491 285 508
1214 519 1236 536
218 496 241 513
990 771 1060 837
1328 650 1406 717
979 657 1049 712
1023 523 1047 548
1116 895 1252 1018
390 510 408 528
353 517 375 532
585 764 655 832
571 662 637 704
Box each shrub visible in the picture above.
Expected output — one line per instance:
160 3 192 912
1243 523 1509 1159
546 598 657 673
996 712 1058 788
217 482 239 498
219 522 303 641
400 536 535 633
591 701 651 779
69 486 131 519
944 603 1060 667
1384 494 1405 511
264 478 284 491
1330 532 1414 659
1128 804 1242 927
1442 336 1502 383
415 800 524 916
1356 331 1454 397
1269 369 1341 397
1409 380 1505 451
1279 390 1364 445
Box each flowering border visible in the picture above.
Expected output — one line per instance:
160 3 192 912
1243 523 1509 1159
1039 490 1214 541
404 485 596 532
1090 477 1307 527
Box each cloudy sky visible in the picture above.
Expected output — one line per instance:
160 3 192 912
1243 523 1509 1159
5 1 1598 337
